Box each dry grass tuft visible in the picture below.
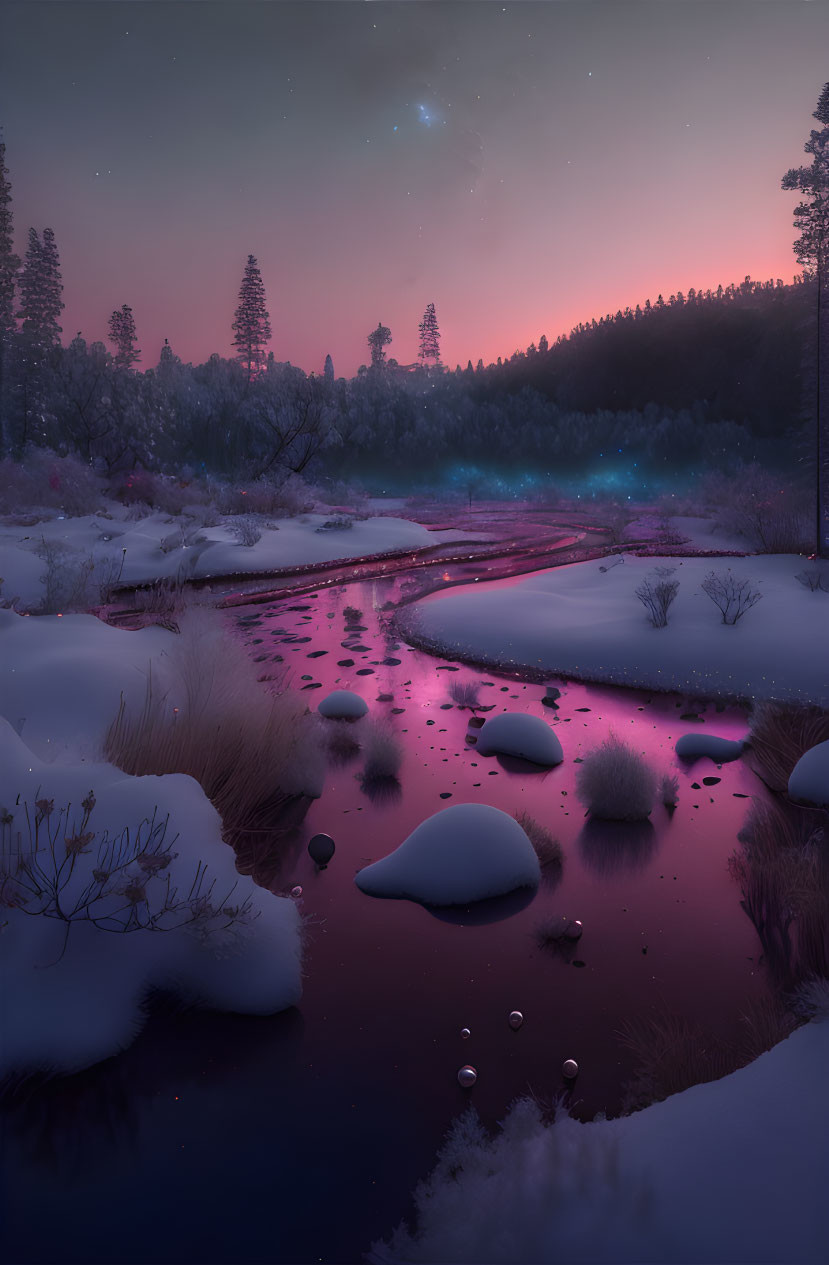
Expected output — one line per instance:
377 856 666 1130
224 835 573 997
514 810 563 869
104 609 326 848
360 721 403 782
575 733 657 821
747 700 829 793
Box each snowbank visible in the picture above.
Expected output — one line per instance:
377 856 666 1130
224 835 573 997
788 739 829 807
373 1019 829 1264
675 733 746 762
475 713 563 766
0 719 302 1077
354 804 541 906
403 554 829 705
0 607 176 760
0 508 485 607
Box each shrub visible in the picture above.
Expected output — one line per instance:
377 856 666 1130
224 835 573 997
0 793 255 961
325 720 363 763
794 567 829 592
575 733 657 821
701 465 812 553
316 515 353 532
158 522 207 554
513 810 563 869
35 538 127 613
214 473 317 518
103 609 326 846
449 679 482 710
635 570 679 627
360 721 403 782
701 569 762 624
0 450 104 518
658 771 679 809
229 516 263 547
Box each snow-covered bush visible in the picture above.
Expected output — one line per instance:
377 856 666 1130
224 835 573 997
214 473 316 518
575 733 657 821
158 521 207 554
0 450 104 518
229 515 263 547
316 514 353 532
701 569 762 624
104 609 326 844
701 465 811 553
635 570 679 627
513 810 563 869
360 721 403 782
35 538 127 613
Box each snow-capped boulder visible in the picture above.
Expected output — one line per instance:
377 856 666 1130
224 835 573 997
475 713 563 766
788 739 829 807
354 803 541 905
318 689 368 719
675 733 745 763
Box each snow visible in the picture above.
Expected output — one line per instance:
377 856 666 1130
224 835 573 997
475 713 563 766
788 739 829 807
0 718 302 1078
675 732 747 762
318 689 369 719
354 804 541 906
0 507 485 608
0 607 176 760
404 554 829 705
373 1018 829 1264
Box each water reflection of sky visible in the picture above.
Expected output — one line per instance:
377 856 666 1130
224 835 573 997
1 572 776 1265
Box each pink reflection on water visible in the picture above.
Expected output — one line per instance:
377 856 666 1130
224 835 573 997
234 571 772 1128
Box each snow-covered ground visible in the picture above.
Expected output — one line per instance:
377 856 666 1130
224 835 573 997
373 1016 829 1264
403 553 829 705
0 506 486 610
0 718 302 1078
0 605 314 1076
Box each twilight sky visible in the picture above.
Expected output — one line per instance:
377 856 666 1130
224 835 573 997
2 1 828 376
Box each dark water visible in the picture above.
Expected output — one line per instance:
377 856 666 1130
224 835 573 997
1 572 775 1265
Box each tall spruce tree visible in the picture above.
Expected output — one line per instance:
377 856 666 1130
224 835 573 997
324 353 334 385
108 303 141 368
232 253 271 380
418 302 441 365
17 226 63 346
0 136 21 456
782 81 829 555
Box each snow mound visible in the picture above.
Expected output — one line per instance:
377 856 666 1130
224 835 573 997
788 739 829 807
675 733 746 762
354 803 540 906
0 719 302 1077
318 689 369 719
475 713 563 766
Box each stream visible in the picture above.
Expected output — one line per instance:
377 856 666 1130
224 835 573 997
0 546 778 1265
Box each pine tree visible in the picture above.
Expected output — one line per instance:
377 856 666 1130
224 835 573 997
538 334 549 354
324 353 334 385
108 303 141 368
0 135 21 456
418 301 441 365
0 138 19 338
782 80 829 555
232 254 271 380
159 338 177 370
17 226 63 346
367 321 392 368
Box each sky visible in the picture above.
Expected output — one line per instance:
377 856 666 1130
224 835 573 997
2 0 828 377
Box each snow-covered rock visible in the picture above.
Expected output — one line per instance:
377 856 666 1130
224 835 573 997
788 739 829 807
318 689 369 719
0 719 302 1078
675 733 746 762
354 803 541 906
475 713 563 766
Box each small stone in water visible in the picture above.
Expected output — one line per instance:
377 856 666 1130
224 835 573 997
308 834 336 867
460 1027 471 1040
508 1010 523 1030
564 919 583 941
562 1059 579 1079
457 1065 477 1088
